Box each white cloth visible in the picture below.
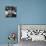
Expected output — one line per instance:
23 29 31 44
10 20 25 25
21 30 28 39
31 35 45 41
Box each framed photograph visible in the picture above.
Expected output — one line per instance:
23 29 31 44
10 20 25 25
5 6 16 17
18 24 46 41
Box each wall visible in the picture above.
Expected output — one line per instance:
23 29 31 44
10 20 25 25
0 0 21 44
0 0 46 44
20 0 46 24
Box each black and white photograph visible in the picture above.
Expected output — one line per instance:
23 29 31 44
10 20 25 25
18 25 46 46
5 6 16 17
